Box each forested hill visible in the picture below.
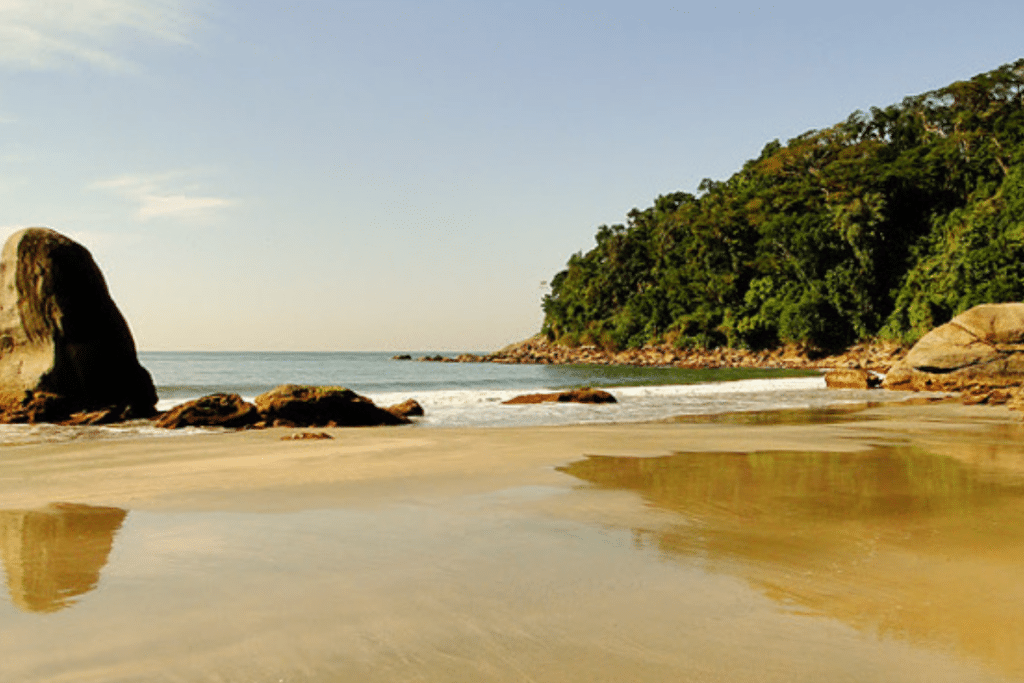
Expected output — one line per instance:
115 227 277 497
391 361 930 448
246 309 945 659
541 59 1024 352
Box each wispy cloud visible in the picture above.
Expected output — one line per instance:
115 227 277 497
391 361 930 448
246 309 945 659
92 172 235 221
0 0 198 72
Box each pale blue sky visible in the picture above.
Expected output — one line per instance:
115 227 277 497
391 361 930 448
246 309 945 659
0 1 1021 351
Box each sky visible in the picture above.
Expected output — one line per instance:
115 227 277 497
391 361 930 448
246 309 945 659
0 0 1022 351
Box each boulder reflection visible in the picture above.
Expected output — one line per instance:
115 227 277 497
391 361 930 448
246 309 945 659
0 503 127 613
559 445 1024 678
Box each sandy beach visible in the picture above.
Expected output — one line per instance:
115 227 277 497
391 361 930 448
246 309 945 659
2 401 1024 682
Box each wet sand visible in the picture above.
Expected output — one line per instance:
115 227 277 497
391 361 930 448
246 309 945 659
2 402 1024 682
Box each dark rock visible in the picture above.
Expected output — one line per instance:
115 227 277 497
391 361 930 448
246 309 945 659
0 228 157 423
254 384 409 427
960 390 990 406
824 369 881 389
386 398 424 418
61 407 127 426
280 431 334 441
988 389 1014 405
154 393 259 429
391 354 412 360
961 387 1015 406
502 388 617 405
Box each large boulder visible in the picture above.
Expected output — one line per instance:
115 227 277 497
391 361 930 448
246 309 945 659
883 303 1024 391
254 384 409 427
0 228 157 422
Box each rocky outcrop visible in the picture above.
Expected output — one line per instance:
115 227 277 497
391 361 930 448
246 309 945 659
154 393 260 429
416 353 483 363
455 335 907 371
254 384 409 427
0 228 157 422
883 303 1024 392
386 398 424 418
824 369 881 389
503 388 617 405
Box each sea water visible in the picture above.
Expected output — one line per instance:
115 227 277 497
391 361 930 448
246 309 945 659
143 351 906 428
0 351 912 444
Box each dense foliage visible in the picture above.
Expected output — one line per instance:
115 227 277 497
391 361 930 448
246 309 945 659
542 60 1024 352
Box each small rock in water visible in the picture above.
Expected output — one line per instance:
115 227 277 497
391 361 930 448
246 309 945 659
503 388 617 405
387 398 424 418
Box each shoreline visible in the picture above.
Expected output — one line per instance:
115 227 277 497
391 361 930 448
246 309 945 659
0 399 1011 513
415 335 909 372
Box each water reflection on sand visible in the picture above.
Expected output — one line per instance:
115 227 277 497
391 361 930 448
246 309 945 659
559 442 1024 679
0 503 126 613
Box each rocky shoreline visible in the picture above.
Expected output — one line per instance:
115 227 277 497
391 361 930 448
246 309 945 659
404 326 1024 410
405 335 909 373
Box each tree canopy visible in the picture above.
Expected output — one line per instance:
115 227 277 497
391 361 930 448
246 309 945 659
542 60 1024 352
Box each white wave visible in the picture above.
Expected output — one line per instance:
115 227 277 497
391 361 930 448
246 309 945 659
0 419 205 445
147 374 917 433
362 375 912 429
1 375 923 444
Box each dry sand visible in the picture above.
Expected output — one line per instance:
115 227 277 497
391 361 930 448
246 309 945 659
1 401 1023 682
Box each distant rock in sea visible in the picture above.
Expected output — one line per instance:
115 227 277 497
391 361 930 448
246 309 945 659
503 388 617 405
0 227 157 423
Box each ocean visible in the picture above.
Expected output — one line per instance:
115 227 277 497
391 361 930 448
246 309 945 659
0 351 909 444
143 350 906 427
